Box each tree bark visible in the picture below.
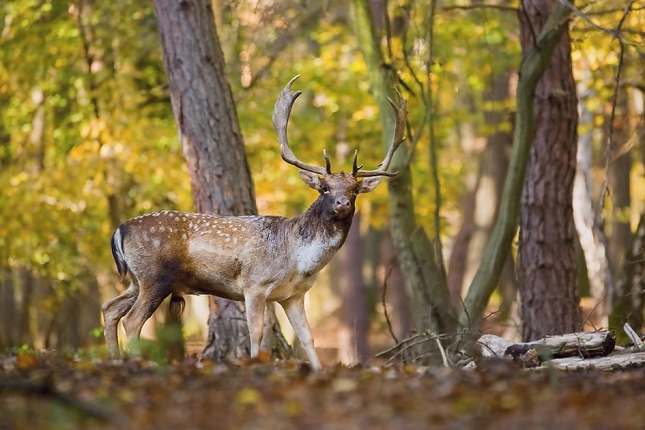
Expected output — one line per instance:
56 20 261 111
153 0 283 362
459 1 574 333
517 0 581 341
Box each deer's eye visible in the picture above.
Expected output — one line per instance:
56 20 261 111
321 185 330 195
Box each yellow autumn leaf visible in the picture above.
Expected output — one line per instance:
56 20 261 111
235 388 262 406
16 353 39 371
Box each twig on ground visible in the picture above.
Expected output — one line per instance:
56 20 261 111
623 323 643 347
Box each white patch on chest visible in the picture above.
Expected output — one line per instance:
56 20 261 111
295 233 343 275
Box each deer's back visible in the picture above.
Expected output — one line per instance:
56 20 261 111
118 210 341 302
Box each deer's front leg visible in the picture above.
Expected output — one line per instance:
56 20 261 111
244 291 267 359
280 295 322 370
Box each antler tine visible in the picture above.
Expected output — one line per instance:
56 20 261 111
273 75 329 176
351 150 363 176
323 149 332 174
355 88 407 178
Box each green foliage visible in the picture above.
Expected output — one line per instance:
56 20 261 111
0 0 190 285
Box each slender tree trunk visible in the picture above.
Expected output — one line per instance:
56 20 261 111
573 82 613 324
153 0 284 362
607 91 632 277
333 215 369 365
609 88 643 341
18 267 33 345
0 267 16 348
380 231 413 341
447 192 475 307
518 0 581 341
610 213 645 343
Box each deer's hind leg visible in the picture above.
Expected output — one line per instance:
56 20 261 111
121 278 172 349
102 281 139 354
244 290 268 359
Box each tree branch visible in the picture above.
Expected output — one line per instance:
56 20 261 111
597 0 635 217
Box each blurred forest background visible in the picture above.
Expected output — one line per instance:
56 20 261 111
0 0 644 365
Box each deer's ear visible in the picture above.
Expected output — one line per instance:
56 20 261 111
358 177 382 194
299 171 323 191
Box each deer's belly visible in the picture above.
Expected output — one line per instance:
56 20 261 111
184 239 246 300
266 273 318 302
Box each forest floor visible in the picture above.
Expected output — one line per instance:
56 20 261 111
2 350 645 430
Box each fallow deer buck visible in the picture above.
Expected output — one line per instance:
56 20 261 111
101 75 407 370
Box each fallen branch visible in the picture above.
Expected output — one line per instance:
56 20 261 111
549 351 645 371
623 323 643 347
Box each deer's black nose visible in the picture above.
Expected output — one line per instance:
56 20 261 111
333 197 351 217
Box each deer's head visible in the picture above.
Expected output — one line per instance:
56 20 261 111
272 75 407 220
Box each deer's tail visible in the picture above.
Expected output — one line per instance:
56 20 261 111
168 294 186 322
111 227 128 282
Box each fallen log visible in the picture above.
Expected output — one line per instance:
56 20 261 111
549 351 645 371
509 330 616 359
474 331 616 367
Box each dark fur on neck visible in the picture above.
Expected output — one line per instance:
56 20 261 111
292 195 354 245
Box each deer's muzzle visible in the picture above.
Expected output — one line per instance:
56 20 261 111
333 197 352 217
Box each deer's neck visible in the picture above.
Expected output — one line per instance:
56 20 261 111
278 198 354 278
292 197 354 246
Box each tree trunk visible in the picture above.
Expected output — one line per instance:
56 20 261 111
461 71 516 314
153 0 283 362
18 266 34 346
610 213 645 343
572 83 613 324
607 91 632 277
459 1 574 333
447 191 475 307
518 0 581 341
379 231 413 341
0 267 16 348
333 215 369 365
